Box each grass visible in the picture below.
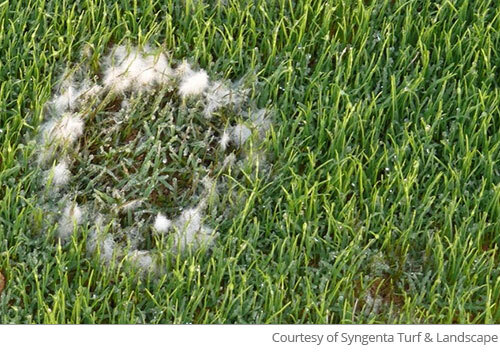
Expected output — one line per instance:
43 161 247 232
0 0 499 323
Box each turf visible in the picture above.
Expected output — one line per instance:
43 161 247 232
1 0 499 323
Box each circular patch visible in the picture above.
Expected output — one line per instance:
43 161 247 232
33 44 272 273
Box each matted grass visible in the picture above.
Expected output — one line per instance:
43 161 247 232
0 0 499 323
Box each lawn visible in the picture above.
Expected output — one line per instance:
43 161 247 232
0 0 499 323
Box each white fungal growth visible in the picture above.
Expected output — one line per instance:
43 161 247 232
201 176 215 193
202 176 218 205
176 208 202 240
57 203 83 242
119 199 142 213
79 84 103 102
103 65 133 93
102 47 140 93
230 124 252 146
203 81 245 117
103 47 173 93
172 206 216 252
132 56 157 88
99 235 117 264
175 61 193 78
222 153 236 169
87 217 117 265
179 70 209 98
39 114 83 162
44 113 84 147
48 161 71 188
219 130 231 150
58 113 85 144
53 85 80 112
154 213 171 233
151 52 173 85
249 108 272 137
128 250 154 271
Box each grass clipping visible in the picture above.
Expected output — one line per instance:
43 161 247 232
34 44 271 273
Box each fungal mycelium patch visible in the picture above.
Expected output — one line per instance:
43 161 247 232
33 44 272 273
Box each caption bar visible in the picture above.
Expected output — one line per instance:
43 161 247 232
1 324 499 352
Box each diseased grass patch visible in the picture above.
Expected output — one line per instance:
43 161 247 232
28 42 272 272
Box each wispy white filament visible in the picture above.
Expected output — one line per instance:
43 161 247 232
48 113 84 146
154 213 171 233
172 206 216 252
53 85 80 112
87 216 117 265
203 81 245 117
230 124 252 146
179 70 209 98
128 250 154 271
249 108 271 137
58 203 83 242
48 161 71 189
219 130 231 150
103 46 173 93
